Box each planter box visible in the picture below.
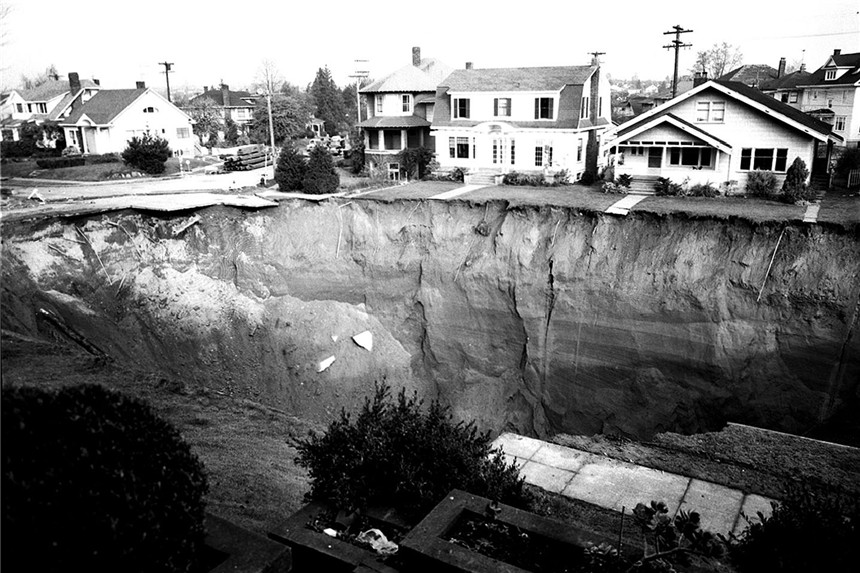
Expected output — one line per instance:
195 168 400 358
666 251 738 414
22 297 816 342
205 512 292 573
267 501 405 573
400 490 602 573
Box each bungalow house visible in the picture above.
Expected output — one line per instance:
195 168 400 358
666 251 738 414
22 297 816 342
60 82 195 156
188 83 259 132
357 47 452 178
431 58 612 181
795 49 860 148
601 79 841 193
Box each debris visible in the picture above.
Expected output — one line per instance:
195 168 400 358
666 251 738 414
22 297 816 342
173 215 201 237
352 330 373 351
331 335 339 342
322 528 338 538
317 355 336 372
356 529 398 555
28 189 45 203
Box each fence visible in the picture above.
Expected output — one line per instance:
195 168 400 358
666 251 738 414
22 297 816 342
848 169 860 188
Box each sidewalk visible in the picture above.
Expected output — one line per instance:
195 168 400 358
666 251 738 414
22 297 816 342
492 432 774 536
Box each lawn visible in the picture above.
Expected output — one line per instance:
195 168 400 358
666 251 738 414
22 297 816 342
0 156 211 181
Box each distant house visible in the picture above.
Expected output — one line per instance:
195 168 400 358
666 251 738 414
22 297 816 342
602 79 842 193
718 64 780 88
188 84 259 131
794 49 860 148
760 63 813 108
431 58 612 181
60 82 195 156
0 73 100 142
357 47 452 179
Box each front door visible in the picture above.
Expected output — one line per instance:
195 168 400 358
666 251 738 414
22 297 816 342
648 147 662 168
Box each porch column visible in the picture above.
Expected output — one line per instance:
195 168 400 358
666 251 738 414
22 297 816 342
419 129 425 147
400 129 407 150
377 129 384 151
80 128 89 154
363 130 369 149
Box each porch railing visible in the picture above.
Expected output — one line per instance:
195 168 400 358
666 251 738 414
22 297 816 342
848 169 860 188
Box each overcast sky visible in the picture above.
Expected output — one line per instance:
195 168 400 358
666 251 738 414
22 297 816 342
1 0 858 94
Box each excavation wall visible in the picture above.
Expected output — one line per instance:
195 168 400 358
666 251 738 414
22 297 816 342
2 199 858 438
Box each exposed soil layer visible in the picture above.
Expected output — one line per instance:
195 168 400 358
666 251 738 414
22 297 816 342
2 198 858 442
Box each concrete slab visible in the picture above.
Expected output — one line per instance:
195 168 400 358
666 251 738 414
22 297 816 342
732 493 776 538
802 203 820 223
429 184 484 200
678 479 745 534
605 194 647 216
492 433 544 460
531 442 591 473
518 461 576 494
562 460 690 514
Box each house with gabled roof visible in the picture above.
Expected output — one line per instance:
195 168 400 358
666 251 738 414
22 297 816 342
718 64 780 88
795 49 860 148
431 57 611 182
601 79 842 193
357 47 452 178
188 83 259 131
60 82 195 156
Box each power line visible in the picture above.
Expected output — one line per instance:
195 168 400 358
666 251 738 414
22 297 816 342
663 25 693 98
158 61 174 102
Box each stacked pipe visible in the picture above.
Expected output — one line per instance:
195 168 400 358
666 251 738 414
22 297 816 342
222 145 273 172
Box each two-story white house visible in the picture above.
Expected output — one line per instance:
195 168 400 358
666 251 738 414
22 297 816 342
60 82 195 156
601 79 842 193
357 47 452 178
796 50 860 148
431 59 611 181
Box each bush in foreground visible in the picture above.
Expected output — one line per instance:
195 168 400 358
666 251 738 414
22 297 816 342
780 157 815 203
274 143 307 191
745 169 778 198
302 144 339 194
2 384 208 573
296 383 527 521
122 133 171 175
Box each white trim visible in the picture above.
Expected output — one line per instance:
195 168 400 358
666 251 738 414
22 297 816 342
601 114 732 154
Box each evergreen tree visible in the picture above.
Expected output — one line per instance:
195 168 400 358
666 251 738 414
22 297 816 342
224 117 239 146
274 143 307 192
122 133 171 174
303 145 339 194
781 157 812 203
309 66 347 135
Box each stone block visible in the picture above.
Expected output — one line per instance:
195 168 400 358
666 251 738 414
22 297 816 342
677 479 745 535
491 432 543 460
530 443 591 473
519 461 576 494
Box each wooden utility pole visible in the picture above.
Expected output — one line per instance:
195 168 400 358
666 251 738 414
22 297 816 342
662 25 692 98
158 61 174 101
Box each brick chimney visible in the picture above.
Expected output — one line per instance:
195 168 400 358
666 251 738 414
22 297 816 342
465 62 473 70
833 49 841 56
778 57 786 78
799 62 806 73
68 72 81 94
93 79 100 86
693 70 709 87
221 83 230 107
412 47 421 67
136 81 146 89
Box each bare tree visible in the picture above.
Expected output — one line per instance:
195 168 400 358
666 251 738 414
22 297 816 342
691 42 743 79
255 59 283 94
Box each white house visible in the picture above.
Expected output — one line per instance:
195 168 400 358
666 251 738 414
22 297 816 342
601 79 842 192
796 50 860 148
431 59 611 181
60 83 195 156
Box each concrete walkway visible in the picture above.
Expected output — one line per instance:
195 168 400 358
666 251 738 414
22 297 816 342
605 194 648 216
802 203 820 223
492 433 774 536
429 184 484 200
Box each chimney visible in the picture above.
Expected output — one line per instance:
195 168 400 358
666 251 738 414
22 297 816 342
68 72 81 94
693 70 709 87
136 81 146 89
465 62 473 70
412 47 421 67
799 62 806 73
221 83 229 107
93 78 100 86
833 49 841 56
778 57 786 78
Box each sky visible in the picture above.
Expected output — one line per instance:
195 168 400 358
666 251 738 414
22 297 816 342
1 0 858 94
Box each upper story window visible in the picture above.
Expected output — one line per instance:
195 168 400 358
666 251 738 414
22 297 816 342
825 69 837 81
402 94 412 113
789 92 798 103
143 106 158 113
696 100 725 123
494 98 511 117
580 96 590 119
15 103 23 113
454 98 470 119
535 97 553 119
376 95 383 114
834 116 846 131
35 103 47 113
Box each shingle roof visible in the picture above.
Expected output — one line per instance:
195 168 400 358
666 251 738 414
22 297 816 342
61 89 147 125
804 51 860 86
19 78 98 102
47 92 76 120
361 59 453 93
441 66 596 92
190 87 258 108
356 115 431 129
759 70 814 91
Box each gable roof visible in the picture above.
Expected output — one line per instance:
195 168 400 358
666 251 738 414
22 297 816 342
361 58 453 93
613 113 732 152
190 87 258 107
713 80 834 135
440 65 595 92
61 89 148 125
803 51 860 86
760 70 814 91
718 64 779 87
19 78 98 102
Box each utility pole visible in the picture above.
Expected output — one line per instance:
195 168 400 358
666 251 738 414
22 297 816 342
662 25 692 98
588 51 606 64
349 60 369 147
158 61 174 101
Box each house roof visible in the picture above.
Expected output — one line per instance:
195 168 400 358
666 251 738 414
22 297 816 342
190 87 258 108
61 89 147 125
361 59 453 93
47 92 77 120
713 80 834 135
718 64 779 87
614 113 732 152
440 66 596 92
759 70 814 91
356 115 431 129
803 51 860 86
19 78 98 102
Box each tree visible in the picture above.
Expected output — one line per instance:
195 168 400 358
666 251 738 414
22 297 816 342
691 42 743 79
397 147 434 180
274 143 307 191
781 157 813 203
249 94 313 146
20 64 60 90
224 116 239 146
185 96 221 146
256 59 283 95
309 66 347 135
122 133 171 174
303 145 339 194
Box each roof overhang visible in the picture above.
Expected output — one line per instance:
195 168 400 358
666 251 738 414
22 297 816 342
601 114 732 154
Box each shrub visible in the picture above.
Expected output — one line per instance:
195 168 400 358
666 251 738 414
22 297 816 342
62 145 82 156
296 384 527 521
35 156 86 169
554 169 571 185
350 141 366 174
688 182 719 197
729 485 860 573
503 171 545 186
617 173 632 188
745 170 778 198
274 143 307 192
397 146 435 180
602 181 627 194
654 176 685 196
579 170 596 185
2 384 208 573
302 144 339 194
122 133 171 175
0 139 38 158
781 157 815 203
86 152 122 164
834 147 860 176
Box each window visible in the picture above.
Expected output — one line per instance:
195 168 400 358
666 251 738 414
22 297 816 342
534 97 553 119
668 147 713 168
577 138 583 162
825 69 837 81
535 141 553 167
143 106 157 113
696 101 725 122
36 103 47 113
177 127 190 138
835 116 847 131
580 96 590 119
376 95 383 113
510 139 515 164
27 103 32 113
388 162 400 181
454 98 470 119
494 98 511 117
780 93 789 103
15 103 23 113
789 91 798 104
740 148 788 171
449 136 470 158
402 94 412 113
599 96 603 117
